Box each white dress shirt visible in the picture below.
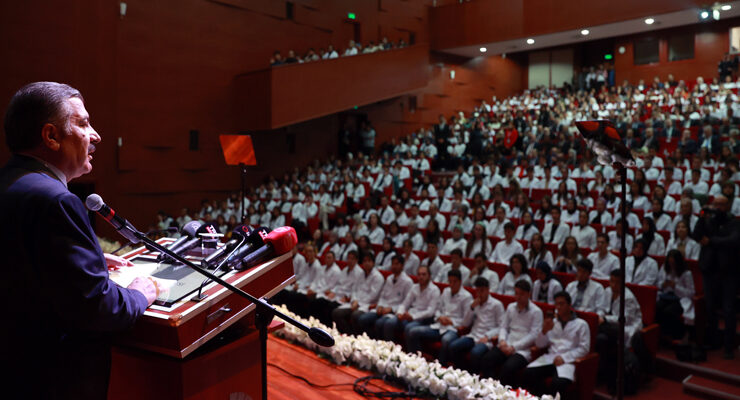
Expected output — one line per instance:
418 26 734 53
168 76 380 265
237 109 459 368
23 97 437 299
376 272 414 312
349 269 385 312
587 251 620 280
529 315 590 381
570 225 598 249
625 255 659 286
489 240 524 264
461 296 505 345
600 287 643 344
397 283 441 321
434 264 471 284
565 279 605 313
430 287 474 334
497 272 533 296
499 301 544 361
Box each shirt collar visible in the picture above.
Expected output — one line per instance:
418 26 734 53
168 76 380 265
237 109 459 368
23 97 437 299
18 153 68 188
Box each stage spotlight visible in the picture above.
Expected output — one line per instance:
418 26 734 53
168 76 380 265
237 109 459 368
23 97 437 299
645 18 655 25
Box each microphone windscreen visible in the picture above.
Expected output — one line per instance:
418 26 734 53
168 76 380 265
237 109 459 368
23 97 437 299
197 223 220 235
181 221 204 237
232 225 253 239
264 226 297 255
85 194 104 212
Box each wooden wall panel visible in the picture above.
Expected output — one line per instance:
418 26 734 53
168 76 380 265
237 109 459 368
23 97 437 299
430 0 710 50
614 22 734 85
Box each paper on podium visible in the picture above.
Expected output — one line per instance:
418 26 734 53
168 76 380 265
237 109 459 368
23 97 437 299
109 262 177 301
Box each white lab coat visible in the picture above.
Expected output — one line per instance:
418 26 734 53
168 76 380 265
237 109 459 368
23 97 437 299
532 279 564 304
565 279 606 313
397 283 441 321
461 296 505 345
499 301 544 361
625 255 659 286
529 315 591 381
600 287 643 345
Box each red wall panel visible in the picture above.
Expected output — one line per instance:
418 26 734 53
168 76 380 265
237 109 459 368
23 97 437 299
613 22 734 85
430 0 710 50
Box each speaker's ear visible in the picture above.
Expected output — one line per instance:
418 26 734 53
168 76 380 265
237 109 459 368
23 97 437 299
41 123 62 151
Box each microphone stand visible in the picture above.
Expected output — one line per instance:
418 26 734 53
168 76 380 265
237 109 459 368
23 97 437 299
574 120 634 400
125 226 334 400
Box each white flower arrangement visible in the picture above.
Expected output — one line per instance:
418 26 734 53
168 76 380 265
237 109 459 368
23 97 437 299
272 305 557 400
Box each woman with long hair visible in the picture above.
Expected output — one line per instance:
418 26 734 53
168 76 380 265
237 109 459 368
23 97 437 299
497 253 532 296
554 236 581 274
423 219 443 251
532 261 563 304
465 222 492 258
656 249 695 340
511 192 531 220
636 217 665 257
515 211 540 241
665 220 700 260
576 182 595 209
523 233 554 269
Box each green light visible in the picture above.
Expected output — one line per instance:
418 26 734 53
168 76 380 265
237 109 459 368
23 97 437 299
347 12 356 20
604 54 613 60
354 106 358 110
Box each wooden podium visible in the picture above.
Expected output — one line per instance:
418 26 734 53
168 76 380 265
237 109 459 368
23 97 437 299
108 242 294 400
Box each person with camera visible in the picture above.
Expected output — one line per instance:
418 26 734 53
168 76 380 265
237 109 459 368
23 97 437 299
692 195 740 359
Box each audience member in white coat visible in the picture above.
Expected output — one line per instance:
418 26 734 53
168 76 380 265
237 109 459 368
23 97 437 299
497 254 533 296
490 223 524 264
625 239 659 286
480 280 543 386
636 217 666 257
570 210 598 250
665 220 700 261
447 277 506 372
523 291 590 397
378 265 440 341
434 249 471 284
656 250 695 340
515 211 540 241
357 255 414 337
465 223 493 259
531 261 563 305
441 225 468 255
400 239 421 275
565 259 606 313
587 233 619 279
596 270 643 379
464 253 499 291
541 208 571 247
331 252 385 334
523 233 554 270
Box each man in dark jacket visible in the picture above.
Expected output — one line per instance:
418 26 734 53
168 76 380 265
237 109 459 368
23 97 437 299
693 195 740 359
0 82 158 399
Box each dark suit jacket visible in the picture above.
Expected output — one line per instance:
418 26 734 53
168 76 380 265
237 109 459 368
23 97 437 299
0 155 148 400
692 212 740 274
699 135 720 155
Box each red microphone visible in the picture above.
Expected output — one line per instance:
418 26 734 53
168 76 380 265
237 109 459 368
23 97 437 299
235 226 298 270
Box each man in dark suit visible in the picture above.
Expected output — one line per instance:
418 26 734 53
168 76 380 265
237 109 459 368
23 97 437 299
678 129 698 155
659 119 680 140
693 195 740 359
0 82 158 399
698 125 720 155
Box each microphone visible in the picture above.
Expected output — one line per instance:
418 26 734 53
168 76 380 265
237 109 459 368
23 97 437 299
237 226 297 271
201 225 252 268
158 221 204 261
85 194 141 244
160 223 219 263
223 227 271 269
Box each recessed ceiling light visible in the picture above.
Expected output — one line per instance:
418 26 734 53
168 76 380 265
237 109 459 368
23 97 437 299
645 18 655 24
721 4 731 10
581 29 590 36
700 10 710 19
526 38 535 45
479 47 487 53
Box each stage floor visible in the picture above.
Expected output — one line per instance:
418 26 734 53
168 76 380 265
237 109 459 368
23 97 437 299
267 335 421 400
